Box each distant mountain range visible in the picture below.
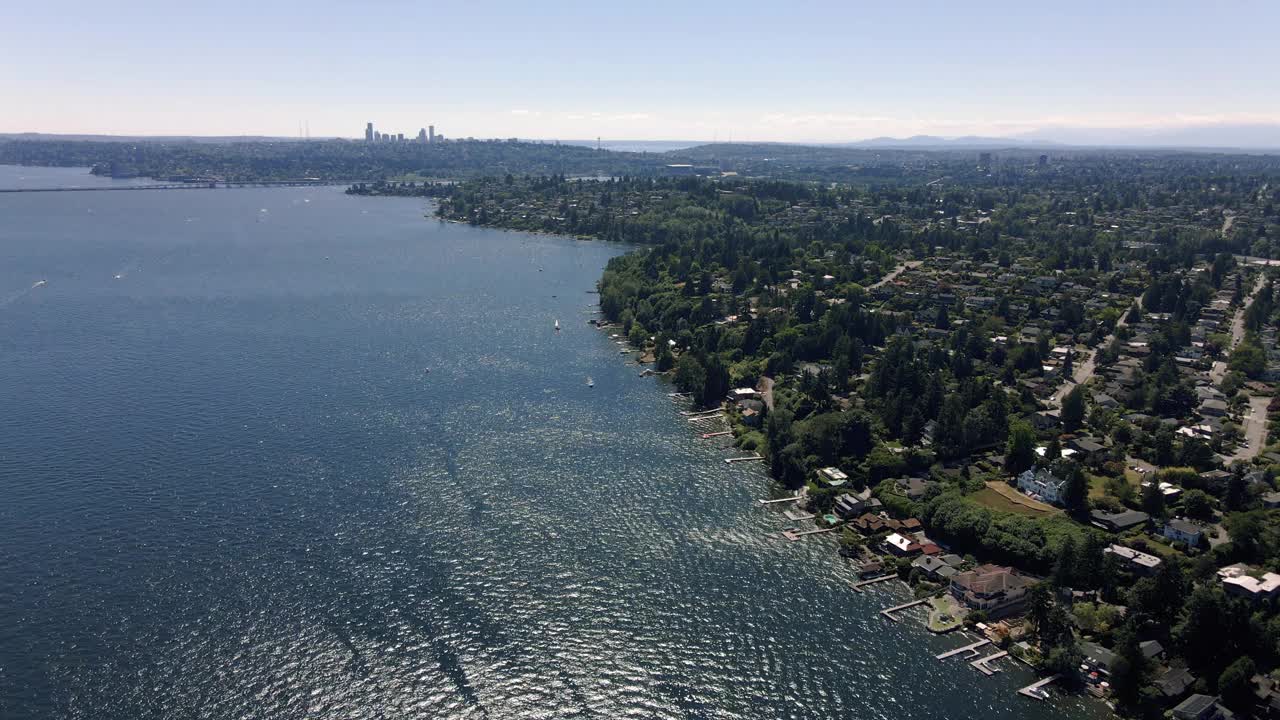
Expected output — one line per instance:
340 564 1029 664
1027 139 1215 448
835 124 1280 151
837 135 1044 149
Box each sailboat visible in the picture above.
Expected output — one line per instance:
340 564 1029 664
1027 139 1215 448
554 319 560 331
586 376 594 388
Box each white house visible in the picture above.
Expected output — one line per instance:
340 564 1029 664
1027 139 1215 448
1017 468 1065 505
1162 518 1203 546
817 467 849 488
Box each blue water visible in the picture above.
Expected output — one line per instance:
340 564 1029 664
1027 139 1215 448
0 167 1101 719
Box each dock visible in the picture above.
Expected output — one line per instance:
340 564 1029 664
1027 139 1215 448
757 495 802 505
680 408 721 417
970 650 1009 676
701 431 733 438
781 526 838 541
879 598 929 621
935 638 991 661
850 574 898 593
1018 674 1061 700
724 454 764 464
783 509 815 521
689 413 726 423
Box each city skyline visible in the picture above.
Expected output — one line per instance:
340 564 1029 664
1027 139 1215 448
3 1 1279 144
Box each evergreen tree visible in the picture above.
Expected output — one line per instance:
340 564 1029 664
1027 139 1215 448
1218 656 1257 713
1141 480 1166 519
1108 622 1149 712
1004 420 1036 475
1062 385 1086 432
1052 535 1077 589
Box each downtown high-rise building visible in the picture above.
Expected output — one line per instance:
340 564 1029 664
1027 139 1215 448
365 122 374 142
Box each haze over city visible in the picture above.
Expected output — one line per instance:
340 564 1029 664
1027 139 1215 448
5 0 1280 146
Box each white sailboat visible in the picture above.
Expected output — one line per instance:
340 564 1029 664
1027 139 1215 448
554 319 560 331
586 376 594 387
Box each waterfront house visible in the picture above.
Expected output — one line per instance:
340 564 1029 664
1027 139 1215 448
1017 467 1065 505
884 532 920 556
817 466 849 488
913 554 960 581
1084 639 1164 675
834 488 878 518
1162 518 1203 546
949 564 1032 617
1081 641 1116 674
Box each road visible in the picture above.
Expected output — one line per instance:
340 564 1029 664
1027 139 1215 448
1231 395 1270 462
868 260 922 290
1049 300 1137 410
1210 272 1268 386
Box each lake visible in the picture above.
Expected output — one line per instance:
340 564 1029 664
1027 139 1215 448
0 166 1101 719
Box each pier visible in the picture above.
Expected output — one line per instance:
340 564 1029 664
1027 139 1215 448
724 454 763 464
879 598 929 621
935 638 991 661
757 495 802 505
783 509 815 521
850 574 898 593
701 431 733 439
1018 674 1061 700
781 526 838 541
970 650 1009 676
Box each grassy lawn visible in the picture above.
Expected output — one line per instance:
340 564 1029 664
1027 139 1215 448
1089 470 1142 500
971 482 1062 518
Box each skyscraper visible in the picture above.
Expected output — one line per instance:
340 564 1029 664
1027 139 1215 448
365 122 373 142
417 128 427 143
428 125 435 144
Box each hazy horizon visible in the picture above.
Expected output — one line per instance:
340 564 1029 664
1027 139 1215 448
4 0 1279 144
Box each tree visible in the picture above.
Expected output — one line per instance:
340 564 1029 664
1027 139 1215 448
1229 336 1266 378
655 345 675 372
1141 480 1166 519
1108 623 1149 711
1182 489 1214 521
1218 656 1257 712
1052 535 1077 588
1054 459 1089 514
1044 435 1062 461
1175 586 1232 677
1004 421 1036 475
1062 386 1086 432
1027 583 1053 635
934 304 950 330
673 354 707 404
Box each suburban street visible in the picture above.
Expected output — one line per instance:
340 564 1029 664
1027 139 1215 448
1232 395 1271 462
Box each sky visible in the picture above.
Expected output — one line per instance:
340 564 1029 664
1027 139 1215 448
3 0 1279 143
